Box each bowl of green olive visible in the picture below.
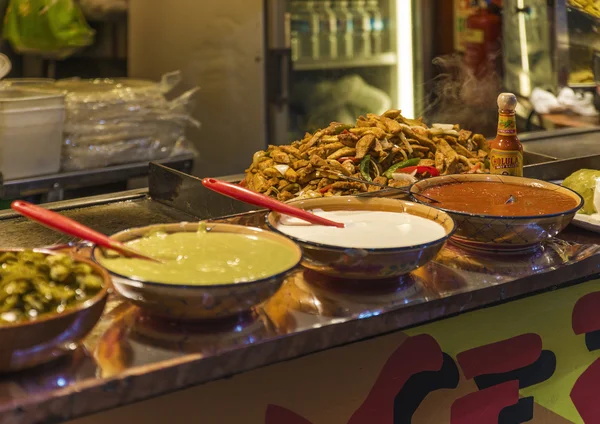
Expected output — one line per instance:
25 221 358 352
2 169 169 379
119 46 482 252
0 249 109 372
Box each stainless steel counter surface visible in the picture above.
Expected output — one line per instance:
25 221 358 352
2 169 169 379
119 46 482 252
0 190 599 424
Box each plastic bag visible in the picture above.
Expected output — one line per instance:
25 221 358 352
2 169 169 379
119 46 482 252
59 72 200 171
3 0 95 59
291 75 391 131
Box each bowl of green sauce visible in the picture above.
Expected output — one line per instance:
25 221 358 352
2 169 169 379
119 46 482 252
93 222 302 321
0 249 109 372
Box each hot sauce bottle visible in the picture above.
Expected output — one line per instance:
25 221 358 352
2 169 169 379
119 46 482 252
489 93 523 176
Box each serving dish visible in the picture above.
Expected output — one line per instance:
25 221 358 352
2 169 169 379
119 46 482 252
571 213 600 233
93 222 302 321
266 197 455 279
410 174 583 251
0 249 109 373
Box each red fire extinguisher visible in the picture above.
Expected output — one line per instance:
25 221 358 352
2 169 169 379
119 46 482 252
463 0 502 79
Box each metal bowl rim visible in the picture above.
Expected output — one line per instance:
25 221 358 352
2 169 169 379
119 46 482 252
265 198 456 253
409 175 584 220
92 223 302 289
0 248 109 330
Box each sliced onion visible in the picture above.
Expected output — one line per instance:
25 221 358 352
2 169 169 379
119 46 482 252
380 138 392 149
399 123 431 132
429 128 460 137
391 172 418 184
432 123 454 130
369 157 380 178
443 129 459 136
274 164 290 175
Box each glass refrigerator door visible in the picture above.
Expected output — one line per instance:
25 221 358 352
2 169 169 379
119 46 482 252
266 0 417 145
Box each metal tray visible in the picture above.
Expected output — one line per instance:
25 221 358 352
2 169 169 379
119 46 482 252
522 127 600 159
523 128 600 180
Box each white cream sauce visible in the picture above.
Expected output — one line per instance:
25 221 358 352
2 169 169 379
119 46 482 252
276 210 447 249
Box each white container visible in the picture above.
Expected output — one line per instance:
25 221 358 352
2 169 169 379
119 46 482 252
0 89 65 180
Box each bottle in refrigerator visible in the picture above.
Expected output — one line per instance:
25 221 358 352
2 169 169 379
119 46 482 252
332 0 354 58
290 0 320 61
349 0 372 57
365 0 384 54
314 0 338 59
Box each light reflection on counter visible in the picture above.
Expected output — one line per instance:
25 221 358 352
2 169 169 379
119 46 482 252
0 215 599 420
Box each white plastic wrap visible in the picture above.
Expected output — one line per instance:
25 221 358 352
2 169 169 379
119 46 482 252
56 71 200 171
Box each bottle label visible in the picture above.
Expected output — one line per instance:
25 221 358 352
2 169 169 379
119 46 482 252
464 28 484 44
497 112 517 136
489 149 523 177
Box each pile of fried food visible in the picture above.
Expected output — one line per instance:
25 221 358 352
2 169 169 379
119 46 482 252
569 0 600 18
244 110 490 201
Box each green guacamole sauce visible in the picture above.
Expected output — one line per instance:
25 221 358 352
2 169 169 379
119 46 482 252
98 227 299 285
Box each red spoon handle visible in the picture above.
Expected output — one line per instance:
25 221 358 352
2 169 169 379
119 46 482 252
202 178 344 228
11 201 122 251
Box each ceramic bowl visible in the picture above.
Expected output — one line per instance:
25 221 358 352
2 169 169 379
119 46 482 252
0 249 109 373
409 174 583 252
93 222 302 321
266 197 455 279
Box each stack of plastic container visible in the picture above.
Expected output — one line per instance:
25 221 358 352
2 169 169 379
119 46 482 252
33 71 199 171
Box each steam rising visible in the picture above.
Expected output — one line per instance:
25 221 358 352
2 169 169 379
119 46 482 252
423 54 502 137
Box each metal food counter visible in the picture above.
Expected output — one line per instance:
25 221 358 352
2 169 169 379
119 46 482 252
1 128 600 423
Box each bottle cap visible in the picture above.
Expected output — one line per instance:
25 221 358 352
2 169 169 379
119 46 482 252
497 93 517 111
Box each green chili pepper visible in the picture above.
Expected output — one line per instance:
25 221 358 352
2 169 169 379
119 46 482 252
360 155 373 182
383 158 421 179
0 250 103 324
332 123 353 135
283 183 301 193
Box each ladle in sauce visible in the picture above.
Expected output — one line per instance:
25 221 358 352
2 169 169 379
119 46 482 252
11 201 162 263
202 178 345 228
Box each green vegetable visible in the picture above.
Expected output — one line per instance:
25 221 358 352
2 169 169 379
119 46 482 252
332 123 353 135
0 251 103 324
383 158 421 179
283 183 302 193
360 155 373 182
562 169 600 215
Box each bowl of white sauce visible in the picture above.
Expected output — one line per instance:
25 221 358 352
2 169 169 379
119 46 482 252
267 197 455 279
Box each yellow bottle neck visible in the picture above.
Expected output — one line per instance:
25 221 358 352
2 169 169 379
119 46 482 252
497 110 517 137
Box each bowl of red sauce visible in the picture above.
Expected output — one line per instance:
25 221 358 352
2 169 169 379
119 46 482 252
409 174 583 251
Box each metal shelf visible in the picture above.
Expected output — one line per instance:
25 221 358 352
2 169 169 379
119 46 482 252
0 152 195 200
293 52 397 71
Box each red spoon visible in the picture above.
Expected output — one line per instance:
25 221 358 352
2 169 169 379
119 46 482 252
11 201 161 262
202 178 345 228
